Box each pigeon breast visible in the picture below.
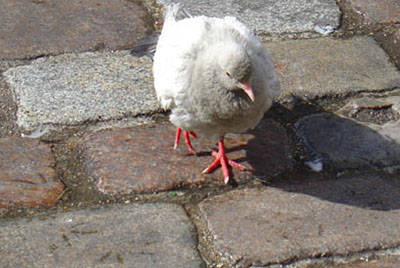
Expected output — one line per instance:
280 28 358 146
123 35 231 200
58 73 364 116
153 6 280 138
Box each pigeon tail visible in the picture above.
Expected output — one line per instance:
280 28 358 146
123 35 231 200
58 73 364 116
130 32 160 60
164 3 180 23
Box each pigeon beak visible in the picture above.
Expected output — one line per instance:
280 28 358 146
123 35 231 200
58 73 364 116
239 80 254 102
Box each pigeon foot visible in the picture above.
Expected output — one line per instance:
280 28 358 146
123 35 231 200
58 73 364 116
174 127 197 154
202 138 246 184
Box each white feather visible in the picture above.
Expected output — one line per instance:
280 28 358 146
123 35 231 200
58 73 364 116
153 5 280 137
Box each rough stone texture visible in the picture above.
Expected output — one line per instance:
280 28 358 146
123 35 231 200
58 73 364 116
158 0 340 35
296 113 400 170
337 96 400 117
342 0 400 25
266 37 400 100
336 96 400 126
0 203 204 267
0 77 18 138
380 27 400 69
84 118 291 195
0 0 153 60
381 28 400 70
0 137 63 209
271 253 400 268
199 173 400 267
4 51 159 134
335 255 400 268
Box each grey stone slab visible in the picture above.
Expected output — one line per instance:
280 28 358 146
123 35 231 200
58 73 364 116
0 203 204 267
0 0 153 60
296 113 400 170
3 51 159 133
199 173 400 267
158 0 341 35
266 37 400 100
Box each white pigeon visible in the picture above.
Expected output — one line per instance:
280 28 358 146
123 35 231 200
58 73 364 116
153 5 281 184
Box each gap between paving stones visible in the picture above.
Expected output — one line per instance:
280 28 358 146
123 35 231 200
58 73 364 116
266 246 400 268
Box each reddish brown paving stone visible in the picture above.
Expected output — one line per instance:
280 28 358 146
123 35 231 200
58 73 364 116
83 117 291 195
198 173 400 267
0 0 153 60
342 0 400 25
0 138 63 209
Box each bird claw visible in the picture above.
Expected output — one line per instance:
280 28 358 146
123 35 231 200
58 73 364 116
202 141 248 184
210 151 247 171
174 127 197 154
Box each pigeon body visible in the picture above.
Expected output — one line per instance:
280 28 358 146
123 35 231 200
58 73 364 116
153 5 280 182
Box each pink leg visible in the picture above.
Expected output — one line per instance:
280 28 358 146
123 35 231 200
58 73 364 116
174 128 182 150
183 130 196 154
202 138 247 184
174 127 197 154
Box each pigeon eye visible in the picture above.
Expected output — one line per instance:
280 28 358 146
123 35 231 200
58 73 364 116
226 71 232 78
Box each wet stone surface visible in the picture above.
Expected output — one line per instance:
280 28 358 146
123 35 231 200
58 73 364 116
266 36 400 100
83 117 291 195
4 51 158 135
296 112 400 171
0 0 153 60
198 172 400 267
0 203 204 267
0 137 63 209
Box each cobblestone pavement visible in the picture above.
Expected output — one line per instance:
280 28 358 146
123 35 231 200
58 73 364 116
1 0 400 267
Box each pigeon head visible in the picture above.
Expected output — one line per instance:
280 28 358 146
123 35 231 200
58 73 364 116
216 43 254 102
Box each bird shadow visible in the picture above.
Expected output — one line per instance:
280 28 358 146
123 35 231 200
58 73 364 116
241 102 400 211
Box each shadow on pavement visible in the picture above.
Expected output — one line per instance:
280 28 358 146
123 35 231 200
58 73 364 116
243 105 400 211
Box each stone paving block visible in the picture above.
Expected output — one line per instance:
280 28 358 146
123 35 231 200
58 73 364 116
0 137 63 209
4 51 159 134
0 203 204 267
0 76 18 138
337 96 400 117
336 96 400 124
0 0 153 60
335 255 400 268
272 254 400 268
83 118 291 195
381 28 400 69
342 0 400 25
158 0 340 35
266 36 400 100
296 113 400 170
198 173 400 267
